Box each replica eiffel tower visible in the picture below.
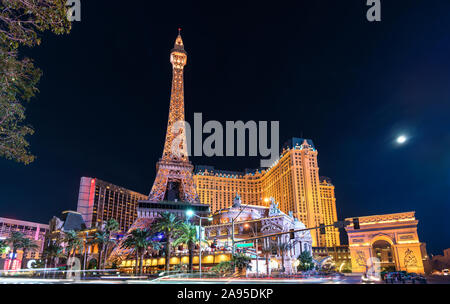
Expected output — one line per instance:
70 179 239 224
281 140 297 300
108 30 209 264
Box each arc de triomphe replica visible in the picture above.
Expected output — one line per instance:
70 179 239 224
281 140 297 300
345 211 428 274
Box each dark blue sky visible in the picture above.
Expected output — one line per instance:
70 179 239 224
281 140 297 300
0 0 449 254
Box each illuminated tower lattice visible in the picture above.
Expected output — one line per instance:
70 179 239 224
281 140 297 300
108 31 207 265
147 29 199 204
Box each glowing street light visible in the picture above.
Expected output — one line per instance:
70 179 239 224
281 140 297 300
184 209 212 278
186 209 194 217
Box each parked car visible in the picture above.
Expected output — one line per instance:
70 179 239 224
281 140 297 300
408 273 427 284
384 272 406 283
431 270 442 275
384 271 426 284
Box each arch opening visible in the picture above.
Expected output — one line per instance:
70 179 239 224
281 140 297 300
372 240 395 272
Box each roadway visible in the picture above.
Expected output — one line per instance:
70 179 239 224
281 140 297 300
0 276 363 284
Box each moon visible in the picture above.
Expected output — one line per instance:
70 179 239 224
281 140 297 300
396 135 407 144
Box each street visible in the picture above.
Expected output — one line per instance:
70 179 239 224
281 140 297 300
0 275 366 284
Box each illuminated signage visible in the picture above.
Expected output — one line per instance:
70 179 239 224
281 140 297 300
4 259 21 271
236 243 254 248
27 259 37 269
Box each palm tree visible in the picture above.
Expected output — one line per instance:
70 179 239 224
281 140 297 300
43 242 65 268
173 222 198 273
19 238 38 269
261 243 275 276
152 212 182 272
90 230 109 269
63 230 83 260
4 231 27 270
105 218 119 233
276 241 292 273
42 241 65 278
103 219 119 268
121 228 160 275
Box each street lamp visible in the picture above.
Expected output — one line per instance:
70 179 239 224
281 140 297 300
244 223 259 277
229 201 258 276
231 202 254 256
186 209 212 279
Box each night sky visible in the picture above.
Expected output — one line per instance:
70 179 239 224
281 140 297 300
0 1 449 254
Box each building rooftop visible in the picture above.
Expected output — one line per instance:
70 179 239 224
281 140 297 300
194 137 316 176
282 137 315 150
52 210 87 231
345 211 416 225
0 217 49 228
85 177 147 197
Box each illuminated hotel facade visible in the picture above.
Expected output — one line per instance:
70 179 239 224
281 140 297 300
193 138 340 247
76 177 147 233
0 217 49 270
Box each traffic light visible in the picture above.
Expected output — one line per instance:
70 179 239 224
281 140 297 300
333 221 345 229
353 218 360 230
319 224 326 235
290 229 295 239
334 220 352 228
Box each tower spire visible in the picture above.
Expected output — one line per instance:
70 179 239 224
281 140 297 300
162 30 188 161
172 28 185 53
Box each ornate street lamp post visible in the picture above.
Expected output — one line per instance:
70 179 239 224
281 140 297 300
186 210 212 279
244 223 259 277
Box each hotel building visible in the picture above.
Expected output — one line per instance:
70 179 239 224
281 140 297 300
76 177 147 233
0 217 49 265
193 137 340 247
319 177 339 246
